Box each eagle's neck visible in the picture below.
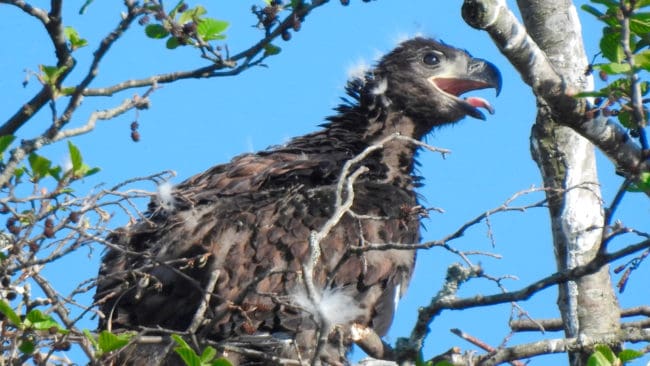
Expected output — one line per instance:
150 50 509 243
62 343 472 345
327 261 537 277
364 111 423 187
326 104 425 189
290 76 434 189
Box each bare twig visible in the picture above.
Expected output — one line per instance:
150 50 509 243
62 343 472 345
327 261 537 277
511 306 650 332
186 270 220 334
450 328 526 366
397 238 650 362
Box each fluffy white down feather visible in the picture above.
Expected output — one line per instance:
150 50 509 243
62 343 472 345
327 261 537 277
156 181 175 211
292 287 364 326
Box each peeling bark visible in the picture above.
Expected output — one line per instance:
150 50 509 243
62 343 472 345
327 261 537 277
463 0 622 365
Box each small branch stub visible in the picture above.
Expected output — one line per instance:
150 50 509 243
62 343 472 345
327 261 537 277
462 0 499 30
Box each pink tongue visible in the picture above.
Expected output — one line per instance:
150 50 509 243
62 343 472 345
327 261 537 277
465 97 495 114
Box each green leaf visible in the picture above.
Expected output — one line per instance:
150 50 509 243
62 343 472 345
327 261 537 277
211 358 233 366
263 44 281 57
630 13 650 34
84 166 101 177
178 11 194 25
83 329 99 350
627 173 650 192
595 62 631 74
200 346 217 362
169 0 189 19
65 141 99 178
197 18 229 41
24 309 68 333
39 65 68 86
172 335 201 366
176 347 202 366
587 351 612 366
64 26 88 51
595 345 617 363
166 37 181 49
574 91 607 98
67 141 83 172
618 109 634 128
591 0 620 8
0 299 22 327
25 309 49 323
172 334 191 350
634 50 650 71
60 86 77 96
0 135 15 157
587 1 625 26
14 167 25 181
635 33 650 51
18 212 35 225
636 0 650 9
49 166 62 181
145 24 170 39
98 330 133 354
28 153 52 181
618 349 643 362
581 4 605 19
179 5 207 24
18 340 35 354
600 29 624 62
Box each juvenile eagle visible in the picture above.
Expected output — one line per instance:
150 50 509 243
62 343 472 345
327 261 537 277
95 37 501 365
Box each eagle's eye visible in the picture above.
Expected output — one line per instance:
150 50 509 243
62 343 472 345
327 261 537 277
422 52 440 66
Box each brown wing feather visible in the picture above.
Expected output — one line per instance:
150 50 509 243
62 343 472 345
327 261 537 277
95 150 418 364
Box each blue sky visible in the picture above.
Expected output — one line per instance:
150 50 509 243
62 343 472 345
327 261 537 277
1 0 648 364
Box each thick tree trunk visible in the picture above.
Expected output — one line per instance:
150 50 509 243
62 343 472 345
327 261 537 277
518 1 621 365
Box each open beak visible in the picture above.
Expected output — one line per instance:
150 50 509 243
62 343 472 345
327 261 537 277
429 58 502 120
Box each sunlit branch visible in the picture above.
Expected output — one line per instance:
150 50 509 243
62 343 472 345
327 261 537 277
461 0 650 192
399 238 650 361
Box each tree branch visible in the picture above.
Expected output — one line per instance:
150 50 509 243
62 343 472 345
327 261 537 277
0 0 50 22
0 0 73 137
476 327 650 366
83 0 333 98
461 0 650 187
396 238 650 362
0 0 142 187
511 306 650 332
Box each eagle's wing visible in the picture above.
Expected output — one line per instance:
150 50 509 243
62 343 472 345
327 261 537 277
95 150 418 364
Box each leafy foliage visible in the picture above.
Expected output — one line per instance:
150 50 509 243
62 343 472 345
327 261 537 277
587 344 643 366
0 300 71 360
582 0 650 136
63 26 88 50
172 335 233 366
0 299 22 326
142 2 229 50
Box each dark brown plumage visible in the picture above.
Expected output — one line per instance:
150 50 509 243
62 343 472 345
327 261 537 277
94 37 501 365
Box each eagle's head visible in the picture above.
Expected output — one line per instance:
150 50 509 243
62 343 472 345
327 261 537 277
373 37 502 134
